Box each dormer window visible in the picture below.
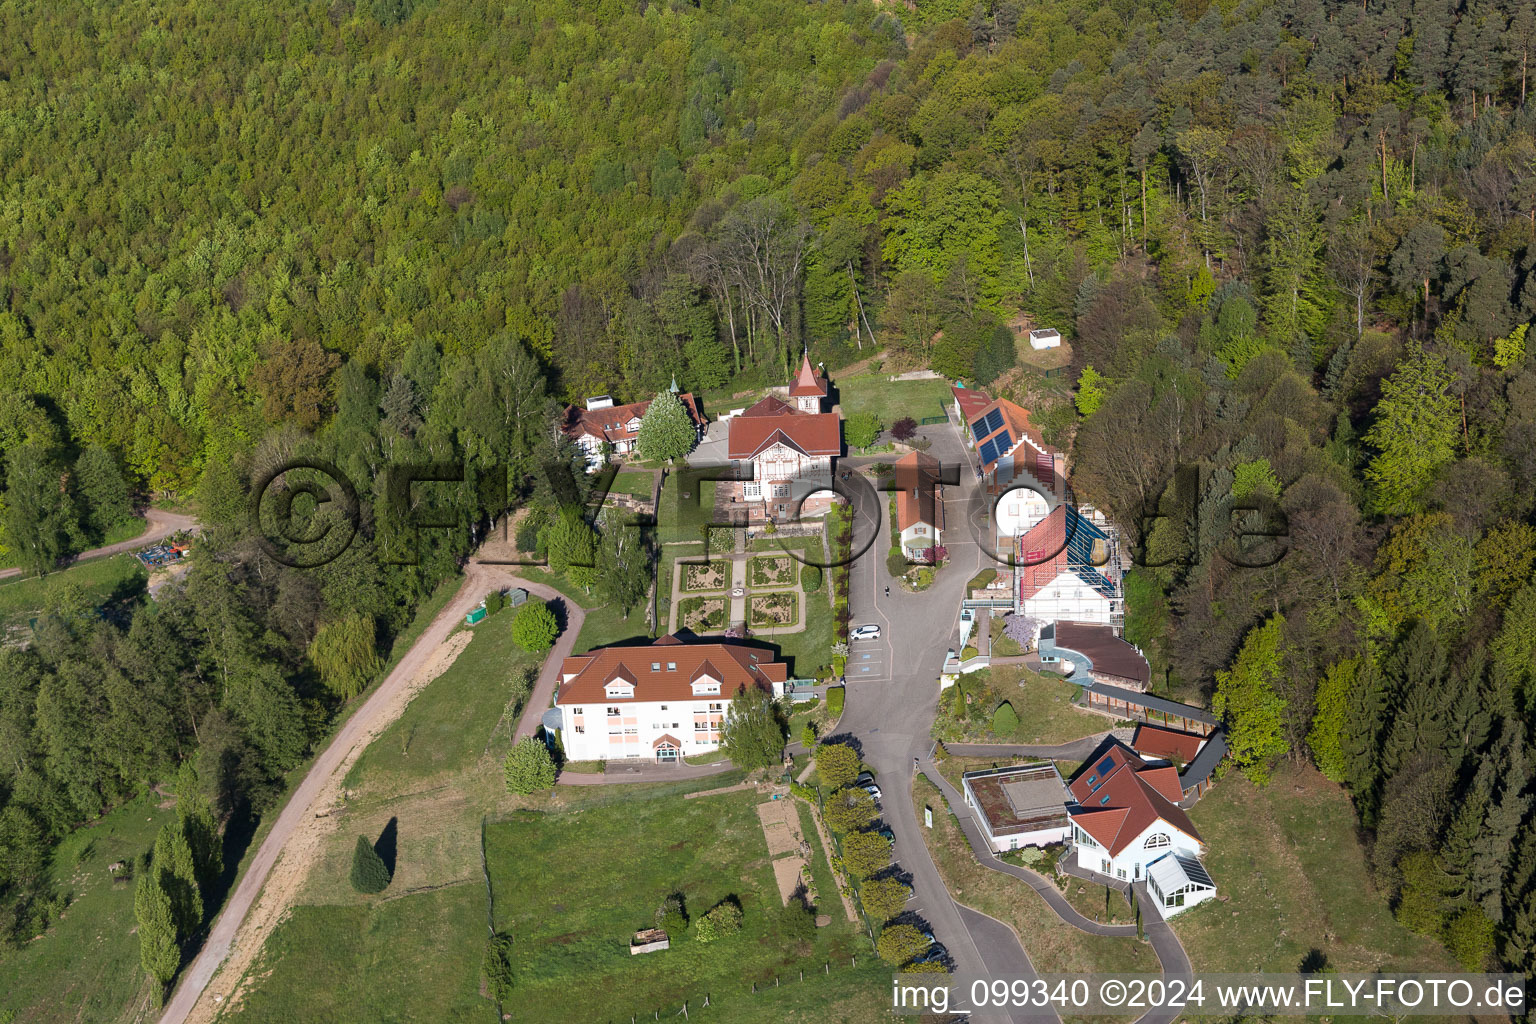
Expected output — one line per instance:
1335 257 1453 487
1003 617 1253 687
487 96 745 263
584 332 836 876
604 680 634 699
691 678 721 696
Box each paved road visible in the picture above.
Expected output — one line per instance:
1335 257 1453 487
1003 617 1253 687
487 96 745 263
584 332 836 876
835 460 1040 1024
161 565 575 1024
0 508 197 580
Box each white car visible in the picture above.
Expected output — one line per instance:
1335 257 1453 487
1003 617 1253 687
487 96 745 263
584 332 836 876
850 624 882 641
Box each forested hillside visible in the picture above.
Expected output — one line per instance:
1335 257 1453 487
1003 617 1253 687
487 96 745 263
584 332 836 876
3 0 1536 1003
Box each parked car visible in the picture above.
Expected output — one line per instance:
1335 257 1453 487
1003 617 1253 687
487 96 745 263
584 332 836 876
854 770 876 787
861 782 883 800
877 826 894 842
850 624 882 641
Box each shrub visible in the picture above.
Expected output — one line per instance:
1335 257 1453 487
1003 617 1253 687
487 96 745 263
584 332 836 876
789 781 816 802
775 898 816 943
824 787 877 835
814 742 861 790
860 877 913 922
694 898 743 942
484 591 506 616
841 830 892 879
483 931 515 1001
891 417 918 441
826 687 845 718
800 722 817 748
877 923 930 966
845 411 883 449
511 600 559 652
991 701 1019 737
656 892 689 937
503 737 557 794
886 549 909 578
349 835 390 894
801 564 823 592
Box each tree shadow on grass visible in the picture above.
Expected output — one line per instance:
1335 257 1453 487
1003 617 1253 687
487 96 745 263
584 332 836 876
375 816 399 878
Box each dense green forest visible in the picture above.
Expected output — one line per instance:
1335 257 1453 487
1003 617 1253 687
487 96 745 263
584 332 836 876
3 0 1536 1002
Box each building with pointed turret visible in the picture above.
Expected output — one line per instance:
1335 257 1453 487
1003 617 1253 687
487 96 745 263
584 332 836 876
725 351 842 522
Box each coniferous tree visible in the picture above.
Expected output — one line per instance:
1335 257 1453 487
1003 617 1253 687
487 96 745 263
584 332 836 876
349 835 390 894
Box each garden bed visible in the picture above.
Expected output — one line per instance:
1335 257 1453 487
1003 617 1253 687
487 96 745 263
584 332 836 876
677 596 727 631
682 561 728 592
749 591 799 629
748 554 797 588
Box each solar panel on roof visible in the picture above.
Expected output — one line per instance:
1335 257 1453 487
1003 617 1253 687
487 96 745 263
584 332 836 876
994 428 1011 451
978 439 999 465
1096 756 1115 775
984 409 1004 435
970 417 991 439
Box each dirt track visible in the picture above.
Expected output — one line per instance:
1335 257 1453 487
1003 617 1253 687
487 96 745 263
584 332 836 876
0 508 197 580
159 566 584 1024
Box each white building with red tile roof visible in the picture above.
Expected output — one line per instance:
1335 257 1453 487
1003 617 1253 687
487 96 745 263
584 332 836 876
894 450 944 559
561 387 706 471
726 354 841 522
1066 741 1216 913
1015 504 1123 630
554 635 787 762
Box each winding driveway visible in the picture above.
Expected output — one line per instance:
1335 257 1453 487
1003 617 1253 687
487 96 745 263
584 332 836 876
0 508 197 580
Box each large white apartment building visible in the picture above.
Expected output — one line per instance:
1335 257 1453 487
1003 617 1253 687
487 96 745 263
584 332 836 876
553 635 787 762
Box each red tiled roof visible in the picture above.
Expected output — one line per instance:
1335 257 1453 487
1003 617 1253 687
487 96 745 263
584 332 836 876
1018 505 1069 600
788 351 829 397
972 398 1051 474
1132 724 1205 764
895 450 943 532
561 393 705 445
556 635 786 706
727 409 841 460
743 395 795 417
952 386 993 423
1067 742 1201 856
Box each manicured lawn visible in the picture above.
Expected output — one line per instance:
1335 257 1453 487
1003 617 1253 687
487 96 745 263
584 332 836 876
606 469 654 499
932 665 1107 745
834 375 953 424
233 883 494 1024
483 786 883 1022
989 615 1025 656
0 553 146 634
0 793 173 1024
515 567 653 651
760 593 834 680
910 776 1160 976
657 472 719 544
1175 764 1456 974
347 615 544 788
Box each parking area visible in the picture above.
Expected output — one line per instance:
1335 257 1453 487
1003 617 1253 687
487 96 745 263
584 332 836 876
847 638 888 681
